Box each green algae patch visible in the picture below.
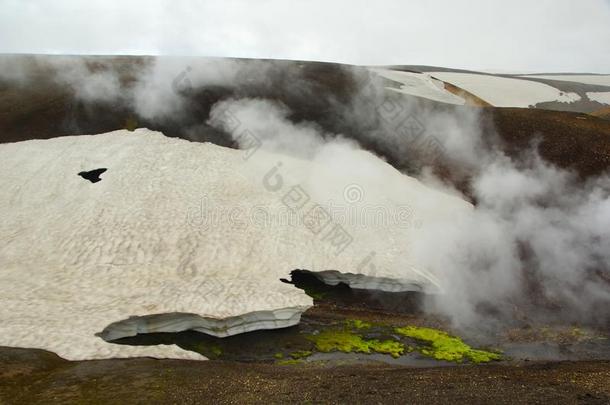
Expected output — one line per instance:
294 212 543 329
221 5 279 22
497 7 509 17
308 330 404 358
308 331 367 353
300 285 327 300
395 326 502 363
346 319 372 329
193 342 223 359
290 350 313 360
368 340 404 358
124 116 139 132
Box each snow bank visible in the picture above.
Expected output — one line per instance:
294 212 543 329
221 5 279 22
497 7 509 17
371 68 466 105
522 75 610 87
586 92 610 105
430 72 581 108
0 129 470 360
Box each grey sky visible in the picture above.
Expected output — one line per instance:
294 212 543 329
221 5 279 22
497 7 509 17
1 0 609 72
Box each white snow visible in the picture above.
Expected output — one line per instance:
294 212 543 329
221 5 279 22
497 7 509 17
429 72 581 108
0 129 471 361
521 75 610 87
300 270 426 292
371 68 466 105
586 92 610 105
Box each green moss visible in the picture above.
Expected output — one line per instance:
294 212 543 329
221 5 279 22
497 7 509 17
303 287 327 300
308 331 367 353
124 116 138 132
346 319 372 329
307 330 404 358
193 342 223 358
290 350 313 360
571 327 585 337
273 352 284 359
395 326 502 363
368 340 404 358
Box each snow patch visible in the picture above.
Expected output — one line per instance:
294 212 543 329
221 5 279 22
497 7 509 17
522 75 610 87
371 68 465 105
586 92 610 105
0 129 470 360
430 72 581 108
98 308 305 340
299 270 437 293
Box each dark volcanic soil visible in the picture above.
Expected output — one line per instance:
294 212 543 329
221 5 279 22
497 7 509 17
0 347 609 404
2 54 610 181
487 107 610 178
2 281 609 404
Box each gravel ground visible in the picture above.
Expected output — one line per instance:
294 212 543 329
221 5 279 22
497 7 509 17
0 347 609 404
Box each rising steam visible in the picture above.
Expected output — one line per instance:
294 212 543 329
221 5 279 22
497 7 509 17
2 55 608 332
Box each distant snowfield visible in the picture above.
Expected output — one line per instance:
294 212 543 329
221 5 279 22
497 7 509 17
587 92 610 105
371 68 465 105
522 75 610 87
0 129 470 361
429 72 581 108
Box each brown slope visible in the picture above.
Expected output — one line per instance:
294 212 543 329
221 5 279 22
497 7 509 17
590 106 610 120
486 108 610 178
441 79 493 107
0 55 357 147
1 55 609 181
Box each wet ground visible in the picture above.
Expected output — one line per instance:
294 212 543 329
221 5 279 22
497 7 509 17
110 271 610 366
1 273 609 403
1 348 609 404
110 304 610 366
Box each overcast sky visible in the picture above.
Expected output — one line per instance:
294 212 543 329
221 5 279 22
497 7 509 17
1 0 610 72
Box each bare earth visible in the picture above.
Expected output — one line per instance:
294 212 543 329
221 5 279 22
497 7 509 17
0 347 609 404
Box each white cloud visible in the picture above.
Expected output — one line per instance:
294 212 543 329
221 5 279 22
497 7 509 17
0 0 609 72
